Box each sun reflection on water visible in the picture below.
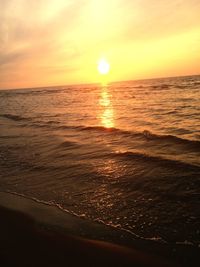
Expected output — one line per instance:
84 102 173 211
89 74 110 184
99 86 114 128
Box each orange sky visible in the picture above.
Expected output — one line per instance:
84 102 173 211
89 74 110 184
0 0 200 89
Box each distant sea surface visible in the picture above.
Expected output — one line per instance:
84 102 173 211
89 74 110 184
0 76 200 247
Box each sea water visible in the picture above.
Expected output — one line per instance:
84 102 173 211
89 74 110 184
0 75 200 246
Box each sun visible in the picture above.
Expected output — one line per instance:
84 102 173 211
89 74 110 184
98 58 110 75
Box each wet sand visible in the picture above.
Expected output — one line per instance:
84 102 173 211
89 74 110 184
0 192 198 266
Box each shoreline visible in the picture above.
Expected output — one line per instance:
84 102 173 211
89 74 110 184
0 191 199 266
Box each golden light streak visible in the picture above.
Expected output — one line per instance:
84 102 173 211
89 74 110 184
99 86 114 128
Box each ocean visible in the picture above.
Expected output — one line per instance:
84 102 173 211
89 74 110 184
0 75 200 247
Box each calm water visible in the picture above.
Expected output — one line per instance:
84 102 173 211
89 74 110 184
0 75 200 246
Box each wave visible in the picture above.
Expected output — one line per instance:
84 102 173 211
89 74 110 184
0 88 67 96
74 126 200 150
0 113 59 124
112 151 200 171
151 84 170 90
1 114 199 151
0 135 21 139
7 114 200 149
57 140 80 148
141 130 200 146
0 113 31 122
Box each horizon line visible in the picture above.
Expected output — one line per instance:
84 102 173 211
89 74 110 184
1 73 200 91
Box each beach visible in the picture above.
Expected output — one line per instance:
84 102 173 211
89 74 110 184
0 191 199 266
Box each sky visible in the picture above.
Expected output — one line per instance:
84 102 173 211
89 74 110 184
0 0 200 89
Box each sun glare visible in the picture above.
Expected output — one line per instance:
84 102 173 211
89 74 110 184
98 58 110 75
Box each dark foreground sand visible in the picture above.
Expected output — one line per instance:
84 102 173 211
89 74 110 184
0 192 198 267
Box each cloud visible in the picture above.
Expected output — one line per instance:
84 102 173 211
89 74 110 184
113 0 200 43
0 0 87 88
0 0 200 89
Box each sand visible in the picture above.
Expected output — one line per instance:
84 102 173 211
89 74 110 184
0 191 198 266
